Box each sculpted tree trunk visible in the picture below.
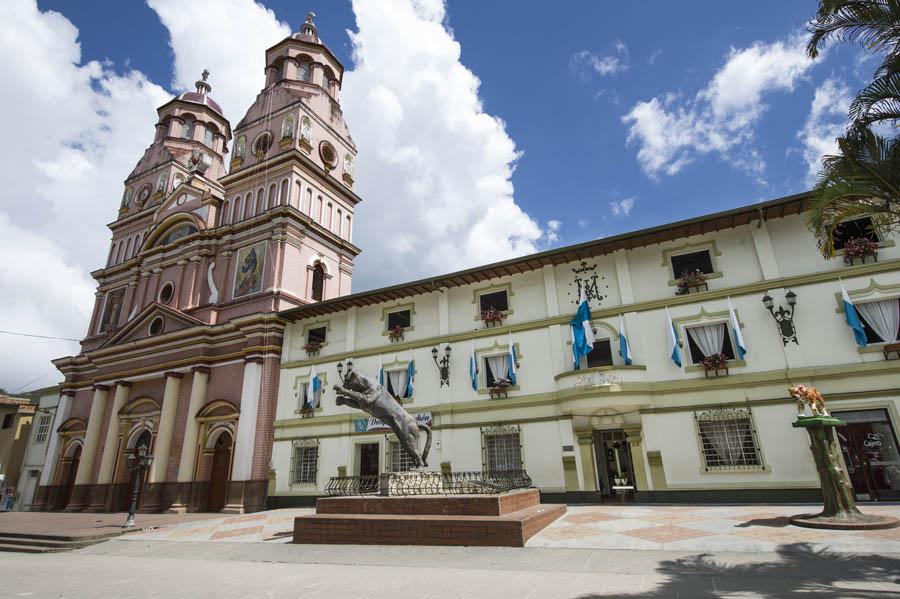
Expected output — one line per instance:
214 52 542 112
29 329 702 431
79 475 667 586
796 418 860 520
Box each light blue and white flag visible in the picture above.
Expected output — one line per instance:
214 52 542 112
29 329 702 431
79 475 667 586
307 365 322 409
727 297 747 360
507 332 518 385
378 355 385 386
570 288 596 370
406 353 415 397
469 340 479 390
618 314 633 365
665 307 682 368
841 282 868 347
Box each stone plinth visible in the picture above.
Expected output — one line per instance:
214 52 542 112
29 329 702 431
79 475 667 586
294 488 565 547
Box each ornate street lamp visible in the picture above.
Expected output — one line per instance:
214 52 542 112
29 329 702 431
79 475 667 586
431 344 452 386
336 359 353 380
762 290 799 345
123 444 154 528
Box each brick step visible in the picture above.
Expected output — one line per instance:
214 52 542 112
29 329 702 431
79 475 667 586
317 489 541 517
0 529 121 542
0 542 70 554
294 503 566 547
0 535 104 549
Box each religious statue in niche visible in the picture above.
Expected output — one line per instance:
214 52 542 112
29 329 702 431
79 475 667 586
300 116 312 144
98 287 126 334
567 260 609 305
232 241 267 298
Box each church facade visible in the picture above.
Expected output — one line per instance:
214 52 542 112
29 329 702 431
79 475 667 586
271 193 900 506
35 15 359 514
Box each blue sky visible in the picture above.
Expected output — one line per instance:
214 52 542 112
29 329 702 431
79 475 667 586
0 0 869 390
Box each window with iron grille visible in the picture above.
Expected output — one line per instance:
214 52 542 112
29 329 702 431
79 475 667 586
482 425 523 473
388 438 416 472
695 407 763 471
34 414 52 444
290 440 319 485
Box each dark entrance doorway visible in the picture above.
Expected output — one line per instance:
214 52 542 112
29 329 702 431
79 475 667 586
57 446 81 509
207 433 233 511
592 429 635 502
834 409 900 501
358 443 379 493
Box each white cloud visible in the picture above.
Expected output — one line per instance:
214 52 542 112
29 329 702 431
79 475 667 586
648 49 662 65
571 41 629 79
577 218 589 228
0 0 170 390
546 219 562 243
797 77 852 186
610 198 635 217
623 33 818 180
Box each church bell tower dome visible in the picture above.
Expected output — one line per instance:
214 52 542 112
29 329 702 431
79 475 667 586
176 69 224 116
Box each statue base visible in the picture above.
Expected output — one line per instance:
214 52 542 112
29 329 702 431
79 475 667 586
791 416 899 530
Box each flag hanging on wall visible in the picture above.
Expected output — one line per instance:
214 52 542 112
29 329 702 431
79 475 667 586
841 282 868 347
665 307 682 368
469 340 478 390
618 314 632 365
570 288 596 370
727 297 747 360
378 355 384 386
507 332 518 385
307 365 322 409
406 353 415 398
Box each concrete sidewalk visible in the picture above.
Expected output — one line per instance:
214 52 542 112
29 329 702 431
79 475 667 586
0 540 897 598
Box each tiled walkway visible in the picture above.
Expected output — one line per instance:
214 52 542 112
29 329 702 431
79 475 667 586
118 503 900 553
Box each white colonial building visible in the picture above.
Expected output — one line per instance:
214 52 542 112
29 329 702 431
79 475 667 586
270 192 900 505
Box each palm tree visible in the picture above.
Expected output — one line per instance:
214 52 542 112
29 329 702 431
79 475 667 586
806 1 900 254
808 1 900 127
807 125 900 257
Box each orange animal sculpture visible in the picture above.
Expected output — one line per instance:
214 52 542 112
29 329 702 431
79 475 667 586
788 384 828 417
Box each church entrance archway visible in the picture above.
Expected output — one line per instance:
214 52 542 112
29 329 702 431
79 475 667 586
207 431 233 511
60 445 81 509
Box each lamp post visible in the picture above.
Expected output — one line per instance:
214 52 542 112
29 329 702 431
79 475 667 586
123 444 154 528
431 344 452 386
336 359 353 380
762 290 799 345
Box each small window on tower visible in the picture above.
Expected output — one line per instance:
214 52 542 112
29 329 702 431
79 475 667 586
234 135 246 160
182 117 195 140
253 132 273 158
311 263 325 301
297 61 311 82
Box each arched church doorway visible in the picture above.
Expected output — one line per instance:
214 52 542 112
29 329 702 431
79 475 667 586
120 429 152 511
59 445 81 509
207 431 233 511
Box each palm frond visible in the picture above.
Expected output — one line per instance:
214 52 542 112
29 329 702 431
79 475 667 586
850 71 900 125
807 0 900 59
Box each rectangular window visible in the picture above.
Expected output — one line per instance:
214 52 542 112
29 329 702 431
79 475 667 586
35 414 51 444
584 339 614 368
671 250 714 278
483 426 523 474
856 298 900 344
307 326 326 345
482 354 513 388
479 290 509 313
685 323 735 364
204 128 214 147
385 368 411 399
695 408 763 471
387 309 411 330
833 216 879 249
389 439 416 473
2 414 13 429
291 441 319 484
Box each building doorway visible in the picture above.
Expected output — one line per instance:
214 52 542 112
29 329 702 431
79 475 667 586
592 429 635 502
833 409 900 501
207 432 233 511
357 442 379 493
58 446 81 509
121 429 153 511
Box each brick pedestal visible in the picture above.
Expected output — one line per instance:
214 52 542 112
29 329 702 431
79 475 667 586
294 489 565 547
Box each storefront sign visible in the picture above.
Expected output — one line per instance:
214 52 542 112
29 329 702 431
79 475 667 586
354 412 432 433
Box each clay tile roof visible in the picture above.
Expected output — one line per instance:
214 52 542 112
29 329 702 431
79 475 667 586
177 91 223 116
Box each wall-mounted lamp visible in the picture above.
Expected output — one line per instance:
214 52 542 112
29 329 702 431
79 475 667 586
336 359 354 380
762 290 799 345
431 344 452 386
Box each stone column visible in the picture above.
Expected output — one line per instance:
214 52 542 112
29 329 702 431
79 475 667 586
622 425 649 493
169 366 210 513
39 391 73 488
67 385 110 510
95 382 131 485
575 430 597 492
750 218 782 280
88 291 104 336
225 358 263 513
148 373 183 485
185 256 201 309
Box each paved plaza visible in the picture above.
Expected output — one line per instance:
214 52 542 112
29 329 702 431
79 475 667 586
1 504 899 597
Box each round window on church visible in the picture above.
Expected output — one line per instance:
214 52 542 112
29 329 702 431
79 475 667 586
148 317 165 336
158 282 175 305
319 140 337 170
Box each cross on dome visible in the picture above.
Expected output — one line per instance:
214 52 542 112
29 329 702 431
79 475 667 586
195 69 211 96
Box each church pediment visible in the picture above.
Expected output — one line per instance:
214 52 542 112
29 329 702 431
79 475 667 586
101 302 205 348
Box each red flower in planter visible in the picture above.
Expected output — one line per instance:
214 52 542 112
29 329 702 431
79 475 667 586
843 237 878 264
481 306 504 324
702 353 728 370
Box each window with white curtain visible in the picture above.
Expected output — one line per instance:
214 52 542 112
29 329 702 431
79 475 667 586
857 298 900 344
385 367 410 400
685 322 736 364
695 407 763 471
483 353 511 388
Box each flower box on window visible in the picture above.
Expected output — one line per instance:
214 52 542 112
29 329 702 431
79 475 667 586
481 306 505 327
676 270 708 295
842 237 879 265
303 341 321 357
702 352 729 377
387 325 405 342
488 377 511 399
883 342 900 361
